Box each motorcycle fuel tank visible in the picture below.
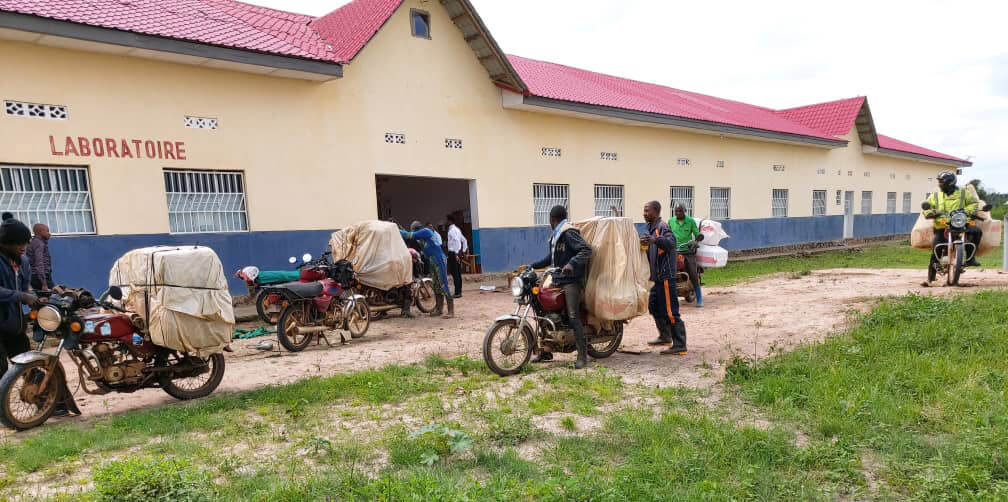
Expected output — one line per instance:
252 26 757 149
79 313 156 355
537 288 567 313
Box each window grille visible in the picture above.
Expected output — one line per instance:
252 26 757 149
164 170 248 233
541 147 562 157
861 191 873 215
533 183 568 226
816 168 826 175
772 189 789 217
836 190 842 206
594 184 624 217
444 138 462 149
384 133 406 144
864 171 871 177
710 187 730 220
812 190 827 216
886 192 897 214
4 100 67 120
848 171 854 177
773 164 786 172
184 116 218 129
0 165 95 234
716 160 725 168
600 152 618 161
676 158 690 167
902 192 912 213
670 186 694 216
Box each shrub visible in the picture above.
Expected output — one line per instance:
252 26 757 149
92 457 213 502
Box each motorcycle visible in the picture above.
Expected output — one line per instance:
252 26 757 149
237 255 326 324
922 201 992 286
274 255 371 352
675 252 704 303
482 267 624 376
355 276 437 319
0 285 225 430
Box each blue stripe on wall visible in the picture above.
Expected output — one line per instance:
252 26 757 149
853 214 919 238
719 216 844 251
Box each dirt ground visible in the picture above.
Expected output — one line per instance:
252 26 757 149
30 268 1008 429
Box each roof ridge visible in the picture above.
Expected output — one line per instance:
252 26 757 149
776 95 865 113
195 0 332 60
200 0 316 20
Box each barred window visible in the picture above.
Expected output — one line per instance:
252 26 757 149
164 170 248 233
886 192 898 214
902 192 912 213
812 190 827 216
710 187 730 220
594 184 624 217
533 183 568 226
772 189 789 218
0 164 95 234
861 191 873 215
670 186 694 216
836 190 842 206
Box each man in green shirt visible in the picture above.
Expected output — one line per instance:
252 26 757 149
668 204 704 307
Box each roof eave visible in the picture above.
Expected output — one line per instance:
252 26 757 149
0 10 343 79
864 146 971 167
517 95 848 148
440 0 527 92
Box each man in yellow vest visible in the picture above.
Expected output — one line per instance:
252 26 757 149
921 171 982 286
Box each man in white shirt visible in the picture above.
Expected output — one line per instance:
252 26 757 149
445 214 467 298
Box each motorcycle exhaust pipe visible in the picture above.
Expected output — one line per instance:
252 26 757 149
295 326 329 335
369 305 399 312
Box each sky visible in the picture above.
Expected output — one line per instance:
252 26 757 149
260 0 1008 191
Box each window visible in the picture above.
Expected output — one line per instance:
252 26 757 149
716 160 725 168
864 171 871 177
600 152 618 161
541 147 561 157
594 185 624 217
533 183 568 226
772 189 789 217
848 171 854 177
184 116 218 130
670 186 694 216
4 100 67 120
886 192 897 214
836 190 842 206
902 192 912 213
676 158 691 167
384 133 406 144
861 191 873 215
773 164 786 172
0 164 95 234
410 9 431 39
444 138 462 149
164 170 248 233
812 190 827 216
710 187 730 220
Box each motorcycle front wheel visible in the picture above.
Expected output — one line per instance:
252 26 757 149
413 281 437 314
482 320 534 377
948 243 962 286
0 360 60 430
278 303 315 352
158 352 225 400
587 323 624 359
347 299 371 338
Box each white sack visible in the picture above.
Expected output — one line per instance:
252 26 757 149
696 245 729 268
910 184 1003 255
698 219 729 247
910 213 933 250
109 246 233 356
330 221 413 291
572 217 650 321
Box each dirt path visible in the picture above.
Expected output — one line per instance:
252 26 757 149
30 268 1008 429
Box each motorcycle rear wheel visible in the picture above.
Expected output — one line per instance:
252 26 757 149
483 320 534 377
587 323 624 359
347 300 371 338
159 353 225 400
278 304 315 352
0 360 59 430
255 291 281 324
414 281 437 314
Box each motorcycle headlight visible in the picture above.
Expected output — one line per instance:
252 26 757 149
510 277 525 297
950 212 968 229
37 305 63 332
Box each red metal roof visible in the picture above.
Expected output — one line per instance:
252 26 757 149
776 97 866 136
310 0 402 63
876 134 965 163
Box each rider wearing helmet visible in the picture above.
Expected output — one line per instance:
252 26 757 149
921 171 982 285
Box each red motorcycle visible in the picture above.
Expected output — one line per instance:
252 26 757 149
0 286 225 430
274 255 371 352
482 268 624 376
239 254 327 324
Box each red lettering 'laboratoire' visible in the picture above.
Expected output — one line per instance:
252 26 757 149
49 135 187 160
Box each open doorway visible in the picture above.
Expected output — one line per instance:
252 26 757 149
375 175 479 273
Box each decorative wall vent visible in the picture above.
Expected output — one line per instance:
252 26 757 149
864 171 871 177
445 138 462 149
816 168 826 175
600 152 618 161
385 133 406 144
772 164 785 172
716 160 725 168
905 174 911 180
184 116 218 129
542 147 562 157
848 171 854 177
4 100 67 120
889 173 896 180
677 158 691 167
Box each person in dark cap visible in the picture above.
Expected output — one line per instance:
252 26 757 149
0 214 40 375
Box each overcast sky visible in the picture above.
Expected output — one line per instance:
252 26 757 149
260 0 1007 192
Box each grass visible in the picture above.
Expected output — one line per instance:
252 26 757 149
704 242 1004 286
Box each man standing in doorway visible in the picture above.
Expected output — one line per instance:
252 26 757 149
401 222 454 319
641 201 687 355
668 204 704 308
28 223 53 291
446 215 468 299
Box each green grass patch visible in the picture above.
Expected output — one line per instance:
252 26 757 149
92 457 214 502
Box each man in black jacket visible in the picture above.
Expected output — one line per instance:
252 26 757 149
641 201 687 355
528 205 593 369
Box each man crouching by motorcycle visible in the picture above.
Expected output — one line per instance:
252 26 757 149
921 171 982 287
528 205 593 369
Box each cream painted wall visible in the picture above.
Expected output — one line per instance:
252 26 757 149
0 0 954 236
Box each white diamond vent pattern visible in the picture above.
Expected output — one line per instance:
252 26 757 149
4 100 67 120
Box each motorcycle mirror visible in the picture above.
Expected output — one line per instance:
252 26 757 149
921 201 932 210
108 286 123 301
288 256 297 264
302 253 313 263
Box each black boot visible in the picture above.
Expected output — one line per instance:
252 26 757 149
401 298 414 319
574 332 588 369
647 317 672 345
661 319 687 355
531 352 553 363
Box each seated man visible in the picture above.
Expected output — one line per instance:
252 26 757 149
668 203 705 308
921 171 983 286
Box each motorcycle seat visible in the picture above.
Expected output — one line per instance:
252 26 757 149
274 281 324 298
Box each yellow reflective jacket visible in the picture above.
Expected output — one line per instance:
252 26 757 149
923 189 979 229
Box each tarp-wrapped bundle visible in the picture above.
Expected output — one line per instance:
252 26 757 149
909 184 1003 256
330 221 413 291
109 246 233 356
572 217 651 321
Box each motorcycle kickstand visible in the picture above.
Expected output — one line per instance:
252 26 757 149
315 333 334 348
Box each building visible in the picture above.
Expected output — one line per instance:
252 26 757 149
0 0 971 293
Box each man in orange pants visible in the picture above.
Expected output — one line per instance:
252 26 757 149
640 201 687 355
